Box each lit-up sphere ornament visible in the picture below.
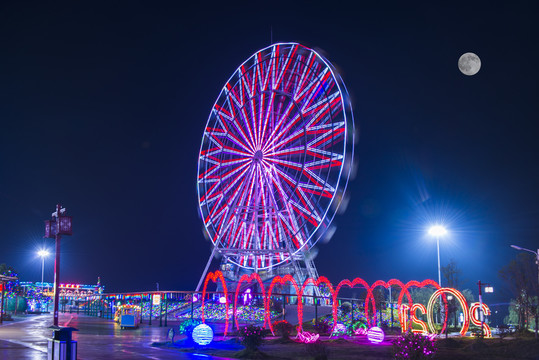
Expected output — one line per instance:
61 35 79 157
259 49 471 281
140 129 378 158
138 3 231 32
367 327 384 344
192 324 214 346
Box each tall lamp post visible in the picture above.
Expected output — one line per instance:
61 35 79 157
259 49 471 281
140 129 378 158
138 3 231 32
510 244 539 339
428 225 448 328
37 250 50 310
44 204 72 327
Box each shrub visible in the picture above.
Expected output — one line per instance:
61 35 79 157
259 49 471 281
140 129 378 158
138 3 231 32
273 320 294 340
238 325 266 351
313 321 332 336
178 319 202 341
393 331 436 360
340 302 352 315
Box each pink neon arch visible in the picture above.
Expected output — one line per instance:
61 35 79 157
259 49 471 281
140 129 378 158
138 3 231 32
332 277 372 327
234 273 266 330
202 270 229 336
266 275 300 334
364 279 411 327
298 276 334 326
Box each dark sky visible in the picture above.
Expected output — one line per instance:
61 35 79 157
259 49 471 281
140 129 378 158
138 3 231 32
1 1 538 305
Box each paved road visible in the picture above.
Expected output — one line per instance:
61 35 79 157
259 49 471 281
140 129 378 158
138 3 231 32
0 313 233 359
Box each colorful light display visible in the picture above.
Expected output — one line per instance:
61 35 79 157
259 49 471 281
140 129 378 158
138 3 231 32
201 271 229 336
330 323 347 338
410 303 428 334
201 271 489 337
192 324 214 346
296 331 319 343
367 326 385 343
470 302 492 338
426 288 469 336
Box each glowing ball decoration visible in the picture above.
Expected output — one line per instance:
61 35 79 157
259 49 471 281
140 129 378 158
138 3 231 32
192 324 214 346
367 327 385 344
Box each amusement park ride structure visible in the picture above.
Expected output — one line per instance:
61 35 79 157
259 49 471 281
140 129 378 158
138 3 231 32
196 43 355 294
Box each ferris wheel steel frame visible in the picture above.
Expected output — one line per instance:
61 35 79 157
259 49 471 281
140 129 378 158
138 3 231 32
196 43 354 290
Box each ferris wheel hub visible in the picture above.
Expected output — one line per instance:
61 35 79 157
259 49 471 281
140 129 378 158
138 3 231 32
253 150 263 162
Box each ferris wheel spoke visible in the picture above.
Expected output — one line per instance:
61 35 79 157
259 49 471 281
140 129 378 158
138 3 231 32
294 52 316 100
261 101 296 152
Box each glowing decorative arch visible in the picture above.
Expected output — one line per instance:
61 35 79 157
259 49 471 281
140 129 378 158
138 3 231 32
398 279 447 333
298 276 334 326
427 288 469 336
470 302 492 338
234 273 266 330
266 275 300 333
410 303 428 334
332 277 371 327
202 271 229 336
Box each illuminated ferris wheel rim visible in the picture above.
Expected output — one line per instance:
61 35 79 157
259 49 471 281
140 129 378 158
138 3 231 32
197 42 355 270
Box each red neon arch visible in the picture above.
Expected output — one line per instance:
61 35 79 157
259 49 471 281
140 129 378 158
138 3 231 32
266 275 300 334
298 276 334 326
201 270 229 336
233 273 266 330
332 277 371 327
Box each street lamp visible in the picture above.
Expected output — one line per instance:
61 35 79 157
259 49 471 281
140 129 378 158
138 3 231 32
510 244 539 339
37 249 50 296
477 281 494 338
428 225 448 329
428 225 448 288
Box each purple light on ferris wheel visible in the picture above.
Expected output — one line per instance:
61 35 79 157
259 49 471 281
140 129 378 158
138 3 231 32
197 43 354 270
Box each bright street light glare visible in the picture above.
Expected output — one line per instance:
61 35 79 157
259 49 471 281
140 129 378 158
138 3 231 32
428 225 448 237
37 250 50 258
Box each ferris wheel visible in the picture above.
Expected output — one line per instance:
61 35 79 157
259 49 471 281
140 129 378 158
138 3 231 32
197 43 354 281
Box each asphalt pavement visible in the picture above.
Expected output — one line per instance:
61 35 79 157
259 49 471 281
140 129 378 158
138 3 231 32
0 313 233 359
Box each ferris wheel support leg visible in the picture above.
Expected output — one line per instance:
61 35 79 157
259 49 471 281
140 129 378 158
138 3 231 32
196 248 218 292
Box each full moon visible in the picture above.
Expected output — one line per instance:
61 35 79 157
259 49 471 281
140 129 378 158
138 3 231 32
458 52 481 76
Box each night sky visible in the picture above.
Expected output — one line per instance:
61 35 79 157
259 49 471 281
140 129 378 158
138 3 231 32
1 2 538 307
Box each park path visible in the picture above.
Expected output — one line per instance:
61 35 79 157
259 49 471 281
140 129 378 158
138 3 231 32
0 313 233 359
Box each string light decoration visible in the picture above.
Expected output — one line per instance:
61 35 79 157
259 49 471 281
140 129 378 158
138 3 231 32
192 323 214 346
297 331 320 343
201 271 229 335
410 303 428 334
353 323 368 336
426 288 469 336
200 271 486 338
469 302 492 338
367 326 385 343
234 273 266 330
330 323 347 338
266 275 300 334
298 276 334 326
332 277 371 327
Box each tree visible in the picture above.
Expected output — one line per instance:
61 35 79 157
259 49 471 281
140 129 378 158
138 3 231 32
499 253 539 330
441 259 461 289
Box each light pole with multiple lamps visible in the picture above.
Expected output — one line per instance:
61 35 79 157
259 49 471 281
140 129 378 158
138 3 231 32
44 204 72 327
428 225 448 328
510 244 539 339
